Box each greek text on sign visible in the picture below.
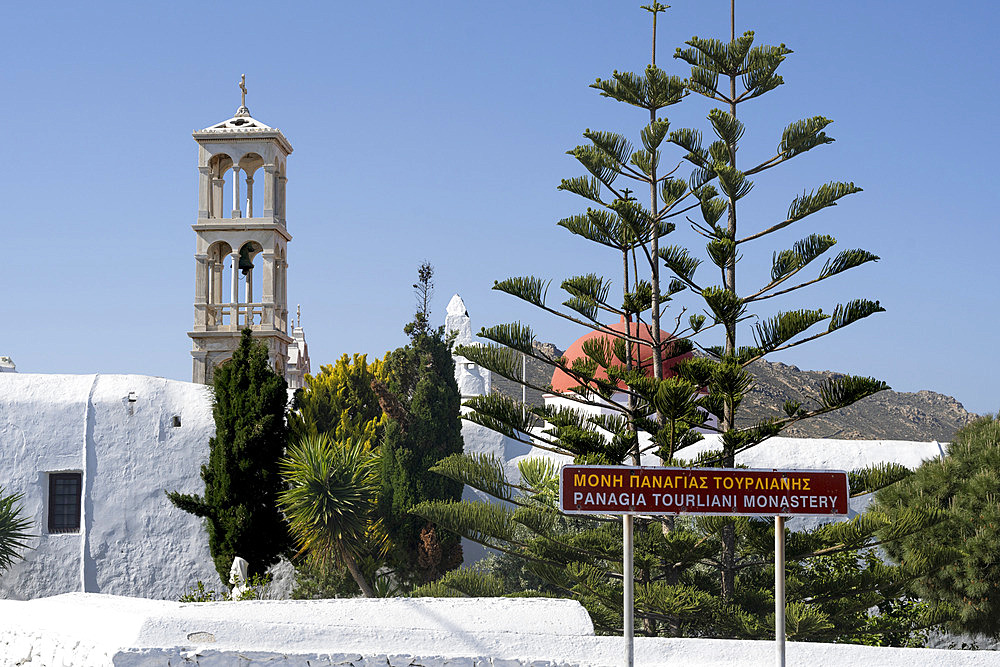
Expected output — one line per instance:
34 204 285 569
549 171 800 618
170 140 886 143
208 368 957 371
559 466 850 517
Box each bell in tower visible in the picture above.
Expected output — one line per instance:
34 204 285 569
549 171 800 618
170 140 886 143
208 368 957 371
188 76 296 384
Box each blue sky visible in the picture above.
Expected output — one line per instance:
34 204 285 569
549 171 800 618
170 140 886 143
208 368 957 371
2 2 998 416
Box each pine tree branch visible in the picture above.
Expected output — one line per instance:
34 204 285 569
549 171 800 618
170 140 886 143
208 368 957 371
661 256 704 293
693 386 889 466
743 236 836 301
736 215 799 244
747 256 878 305
743 153 786 175
656 198 701 223
685 87 731 104
739 183 861 245
656 160 684 182
745 273 827 302
617 166 656 183
501 299 655 349
693 435 779 467
687 216 717 241
593 171 629 203
788 529 939 565
740 329 830 365
744 151 820 176
570 568 628 605
455 533 560 569
526 526 623 564
459 421 570 459
459 339 640 412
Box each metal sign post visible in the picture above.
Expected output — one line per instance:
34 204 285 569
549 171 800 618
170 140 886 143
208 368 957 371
775 515 785 667
623 514 634 667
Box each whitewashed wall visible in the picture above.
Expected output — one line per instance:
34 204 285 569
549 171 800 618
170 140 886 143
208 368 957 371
0 374 217 599
1 594 997 667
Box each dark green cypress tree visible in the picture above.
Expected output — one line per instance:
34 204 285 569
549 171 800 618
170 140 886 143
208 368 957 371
168 329 290 584
375 263 465 585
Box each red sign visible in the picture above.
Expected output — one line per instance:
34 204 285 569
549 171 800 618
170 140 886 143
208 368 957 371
560 465 849 517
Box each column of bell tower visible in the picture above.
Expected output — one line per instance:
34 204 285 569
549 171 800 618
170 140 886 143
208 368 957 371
188 79 295 384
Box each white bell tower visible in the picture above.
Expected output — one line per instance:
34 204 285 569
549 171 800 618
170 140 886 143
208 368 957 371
188 76 294 384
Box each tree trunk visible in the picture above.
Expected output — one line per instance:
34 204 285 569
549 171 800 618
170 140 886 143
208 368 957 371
343 551 376 598
719 0 739 603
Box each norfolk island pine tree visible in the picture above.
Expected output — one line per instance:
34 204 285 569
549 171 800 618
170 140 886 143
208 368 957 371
659 0 948 628
411 3 944 642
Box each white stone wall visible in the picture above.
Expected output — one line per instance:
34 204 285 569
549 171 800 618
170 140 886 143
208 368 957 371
1 594 998 667
0 374 218 600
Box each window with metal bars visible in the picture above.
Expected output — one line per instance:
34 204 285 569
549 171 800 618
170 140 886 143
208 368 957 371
48 472 82 533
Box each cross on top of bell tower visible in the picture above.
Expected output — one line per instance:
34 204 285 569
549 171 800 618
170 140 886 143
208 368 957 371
236 74 250 118
194 77 290 144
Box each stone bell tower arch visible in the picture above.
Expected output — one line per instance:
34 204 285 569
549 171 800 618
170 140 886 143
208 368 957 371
188 76 294 384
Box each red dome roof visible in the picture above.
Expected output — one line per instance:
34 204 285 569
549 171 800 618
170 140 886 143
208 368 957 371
550 317 693 393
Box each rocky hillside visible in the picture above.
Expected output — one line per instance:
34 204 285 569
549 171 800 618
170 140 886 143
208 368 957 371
737 360 977 441
490 348 977 442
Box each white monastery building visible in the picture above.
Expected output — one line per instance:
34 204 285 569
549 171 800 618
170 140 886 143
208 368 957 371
0 83 948 609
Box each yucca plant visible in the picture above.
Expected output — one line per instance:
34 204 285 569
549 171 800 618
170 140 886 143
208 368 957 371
0 487 32 574
279 434 387 598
